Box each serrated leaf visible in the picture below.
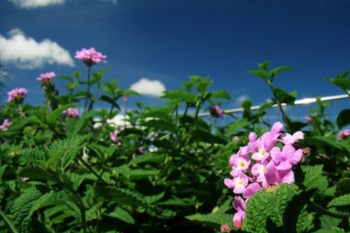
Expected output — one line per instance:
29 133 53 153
336 109 350 129
243 184 300 232
9 186 43 232
309 136 342 150
328 193 350 207
270 66 293 78
143 192 165 204
160 90 197 102
283 188 317 233
186 213 232 226
301 165 328 192
107 207 135 224
319 215 342 230
96 187 149 207
129 169 160 179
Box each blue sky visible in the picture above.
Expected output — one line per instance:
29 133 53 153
1 0 350 119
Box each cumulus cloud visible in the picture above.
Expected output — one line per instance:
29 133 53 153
129 78 166 97
8 0 65 8
0 28 75 69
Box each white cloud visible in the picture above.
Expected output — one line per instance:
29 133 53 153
100 0 117 4
8 0 65 8
0 28 75 69
129 78 166 97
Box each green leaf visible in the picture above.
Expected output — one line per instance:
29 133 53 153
243 184 300 233
258 61 270 71
98 95 120 110
128 154 163 165
160 90 197 102
9 186 43 233
283 189 317 233
309 135 342 150
319 215 342 230
335 178 350 197
47 136 83 172
328 193 350 207
106 207 135 224
270 66 293 78
186 213 232 226
141 119 176 132
247 70 269 82
273 87 297 105
45 104 75 124
301 165 328 192
96 187 149 207
143 192 165 204
336 109 350 129
226 118 252 134
123 89 140 96
241 99 252 112
0 209 19 233
19 165 58 182
210 90 231 100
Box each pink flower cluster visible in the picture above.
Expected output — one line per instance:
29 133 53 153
75 48 106 66
7 88 28 103
224 122 304 228
0 119 12 132
63 108 80 118
37 72 56 83
110 130 121 146
338 129 350 140
210 105 224 118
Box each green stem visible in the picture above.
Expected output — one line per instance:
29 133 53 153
308 201 350 218
84 66 92 113
77 156 109 185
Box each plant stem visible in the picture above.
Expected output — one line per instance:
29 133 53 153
84 66 92 113
308 201 350 218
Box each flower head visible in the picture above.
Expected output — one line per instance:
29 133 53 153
220 224 231 232
110 130 121 146
0 119 12 132
7 88 28 103
209 105 224 118
75 48 106 66
37 72 56 83
338 129 350 140
63 108 80 118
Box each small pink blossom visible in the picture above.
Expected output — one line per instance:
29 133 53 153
270 145 303 170
110 130 121 146
7 88 28 103
338 129 350 140
305 115 312 123
37 72 56 83
63 108 80 118
280 131 304 144
209 105 224 118
21 177 29 182
0 119 12 132
220 224 231 232
233 196 246 229
75 48 106 66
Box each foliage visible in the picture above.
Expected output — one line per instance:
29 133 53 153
0 59 349 233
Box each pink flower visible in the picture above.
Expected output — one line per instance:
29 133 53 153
7 88 28 103
264 161 295 185
233 196 246 229
110 130 121 146
338 129 350 140
270 145 303 170
229 156 251 177
220 224 231 232
209 105 224 118
37 72 56 83
243 182 261 199
305 115 312 123
75 48 106 66
280 131 304 145
21 177 29 182
0 119 12 132
63 108 80 118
